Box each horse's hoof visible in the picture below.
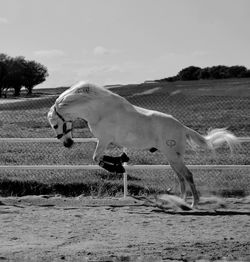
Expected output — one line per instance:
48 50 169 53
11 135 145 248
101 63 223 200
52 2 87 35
120 153 129 163
115 165 125 173
63 138 74 148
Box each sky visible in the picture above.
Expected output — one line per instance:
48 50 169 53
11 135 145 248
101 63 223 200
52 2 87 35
1 0 250 88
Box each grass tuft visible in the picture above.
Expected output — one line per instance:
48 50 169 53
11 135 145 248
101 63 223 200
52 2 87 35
0 178 153 197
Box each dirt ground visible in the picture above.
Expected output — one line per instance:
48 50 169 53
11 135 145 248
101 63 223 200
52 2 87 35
0 195 250 262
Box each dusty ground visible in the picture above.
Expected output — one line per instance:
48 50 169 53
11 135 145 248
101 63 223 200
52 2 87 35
0 195 250 262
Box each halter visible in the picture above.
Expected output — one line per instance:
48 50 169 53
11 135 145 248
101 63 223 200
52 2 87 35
54 107 73 139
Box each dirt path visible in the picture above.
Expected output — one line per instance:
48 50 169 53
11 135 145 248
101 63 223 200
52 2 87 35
0 196 250 262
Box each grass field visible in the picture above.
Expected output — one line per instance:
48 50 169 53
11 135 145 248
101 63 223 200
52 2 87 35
0 78 249 197
1 167 249 199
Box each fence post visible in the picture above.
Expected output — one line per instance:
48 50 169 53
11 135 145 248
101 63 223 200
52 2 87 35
123 162 128 198
123 172 128 198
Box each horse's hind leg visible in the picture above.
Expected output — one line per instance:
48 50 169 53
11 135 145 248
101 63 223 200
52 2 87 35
161 143 199 207
160 139 187 201
170 160 199 208
182 165 199 208
170 165 187 201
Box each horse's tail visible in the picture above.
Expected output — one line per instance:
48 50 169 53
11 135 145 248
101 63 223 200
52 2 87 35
185 127 240 153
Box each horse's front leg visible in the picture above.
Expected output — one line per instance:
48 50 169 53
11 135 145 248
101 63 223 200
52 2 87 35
93 139 109 162
93 140 129 173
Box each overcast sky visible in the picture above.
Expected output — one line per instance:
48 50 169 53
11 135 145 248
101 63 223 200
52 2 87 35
1 0 250 88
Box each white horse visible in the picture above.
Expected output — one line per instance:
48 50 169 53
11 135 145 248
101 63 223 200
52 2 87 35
47 81 240 208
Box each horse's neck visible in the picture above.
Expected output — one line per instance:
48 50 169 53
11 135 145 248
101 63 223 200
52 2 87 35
74 93 133 125
73 99 109 125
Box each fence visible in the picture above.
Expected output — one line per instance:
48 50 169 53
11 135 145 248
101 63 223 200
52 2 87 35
0 80 250 197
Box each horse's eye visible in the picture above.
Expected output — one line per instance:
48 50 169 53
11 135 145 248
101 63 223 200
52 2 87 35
53 124 58 129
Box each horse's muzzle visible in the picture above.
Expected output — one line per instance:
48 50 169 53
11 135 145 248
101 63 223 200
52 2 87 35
63 138 74 148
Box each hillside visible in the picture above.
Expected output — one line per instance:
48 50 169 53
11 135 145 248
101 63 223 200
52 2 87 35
1 78 249 101
110 78 250 98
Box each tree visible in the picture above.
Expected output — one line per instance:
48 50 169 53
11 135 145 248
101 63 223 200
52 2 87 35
9 56 27 96
0 62 6 97
228 66 247 78
0 55 27 96
209 65 230 79
0 53 48 97
22 60 49 95
241 69 250 78
0 54 10 97
177 66 201 80
157 64 250 82
199 67 211 79
0 53 10 61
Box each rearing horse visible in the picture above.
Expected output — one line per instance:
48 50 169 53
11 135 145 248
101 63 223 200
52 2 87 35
47 81 240 208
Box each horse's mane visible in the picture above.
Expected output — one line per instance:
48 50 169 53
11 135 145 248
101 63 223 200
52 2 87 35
72 81 112 96
55 81 113 106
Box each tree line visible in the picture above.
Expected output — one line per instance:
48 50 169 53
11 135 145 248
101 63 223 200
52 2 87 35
0 53 48 97
158 65 250 82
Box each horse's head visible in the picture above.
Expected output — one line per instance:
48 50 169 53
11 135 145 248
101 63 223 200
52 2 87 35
47 82 99 148
47 105 74 148
48 81 114 147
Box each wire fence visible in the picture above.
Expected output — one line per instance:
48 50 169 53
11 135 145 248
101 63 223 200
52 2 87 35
0 82 249 197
